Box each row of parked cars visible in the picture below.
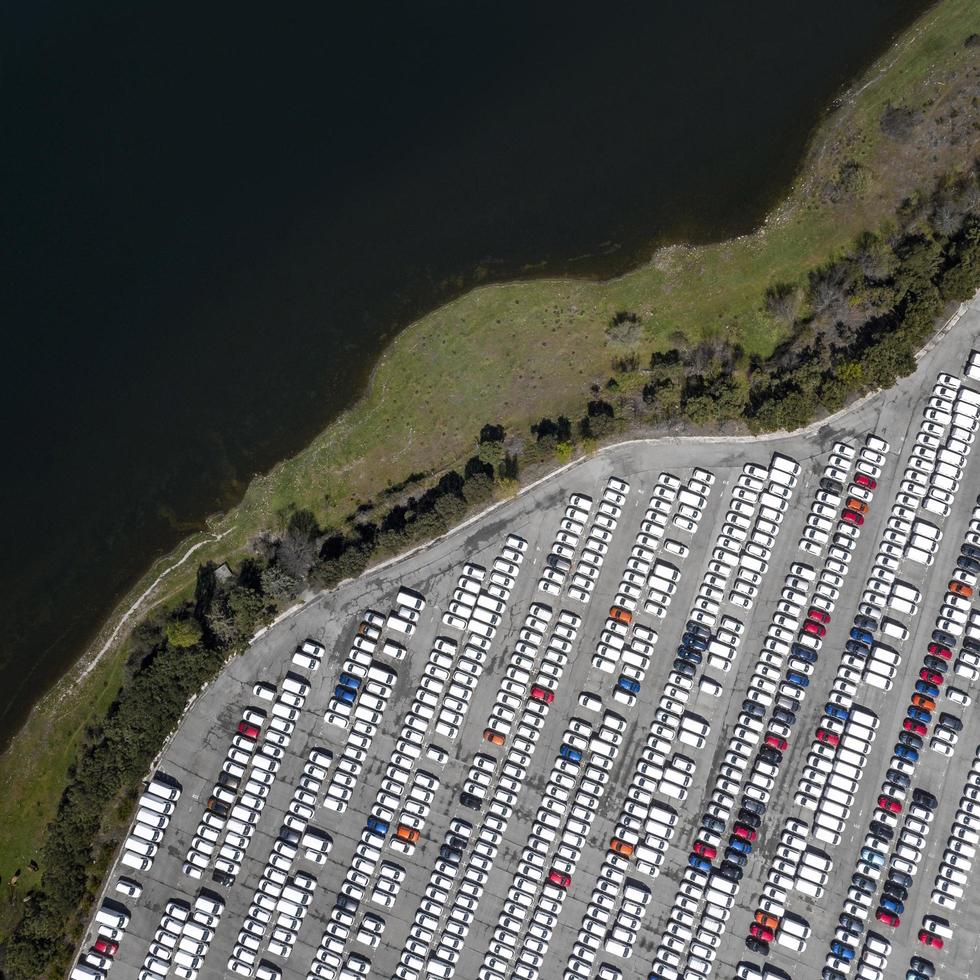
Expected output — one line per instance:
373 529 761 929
536 478 627 601
484 600 574 744
135 892 227 980
390 594 588 980
904 373 980 522
478 711 631 977
630 458 806 978
117 775 182 873
929 743 980 911
818 407 980 977
187 663 316 886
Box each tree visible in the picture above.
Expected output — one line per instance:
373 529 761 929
260 563 299 602
276 509 320 579
683 395 719 426
165 618 202 649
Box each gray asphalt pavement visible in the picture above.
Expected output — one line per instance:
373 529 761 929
76 295 980 980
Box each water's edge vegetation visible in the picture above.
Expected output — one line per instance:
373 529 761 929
2 2 979 974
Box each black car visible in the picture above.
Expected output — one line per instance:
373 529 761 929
687 621 711 640
886 768 911 789
963 636 980 654
909 957 935 976
759 747 782 764
939 712 963 731
676 646 702 664
888 868 913 889
822 968 846 980
883 879 908 900
745 936 769 955
838 912 864 934
933 628 957 647
741 797 766 816
446 834 468 851
958 555 980 573
913 788 939 809
217 769 241 790
440 844 463 862
851 872 875 894
459 791 483 810
211 869 235 888
898 731 923 750
702 814 725 834
719 860 743 881
821 477 844 494
962 543 980 560
737 810 761 829
869 820 894 841
923 655 949 673
742 700 766 719
854 614 878 631
845 640 870 657
724 848 749 867
672 659 697 678
772 706 796 726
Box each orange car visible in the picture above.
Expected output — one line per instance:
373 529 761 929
610 837 634 857
949 580 974 599
846 497 869 514
395 824 420 844
754 911 780 930
911 693 936 711
483 728 505 746
609 606 633 625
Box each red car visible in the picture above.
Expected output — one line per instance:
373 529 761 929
855 473 877 489
733 824 758 842
93 939 118 956
808 608 831 624
918 930 943 949
928 642 952 660
816 729 840 747
530 685 555 704
765 734 788 751
878 795 902 814
802 620 826 638
749 923 775 942
876 910 900 927
842 509 864 526
904 719 927 735
237 721 259 739
920 669 944 685
693 841 717 859
548 869 571 888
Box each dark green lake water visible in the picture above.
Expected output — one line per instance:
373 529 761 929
1 0 933 746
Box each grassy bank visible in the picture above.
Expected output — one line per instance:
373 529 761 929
1 0 978 957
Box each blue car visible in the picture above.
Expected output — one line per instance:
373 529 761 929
728 837 752 855
895 745 919 762
618 676 641 695
907 706 931 723
338 672 361 690
915 680 940 697
559 744 583 763
366 815 389 835
689 854 712 872
850 627 874 646
334 685 357 704
786 670 810 688
831 940 856 961
880 895 904 915
792 645 818 664
860 846 885 867
825 703 849 721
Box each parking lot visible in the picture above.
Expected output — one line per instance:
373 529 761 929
73 298 980 980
